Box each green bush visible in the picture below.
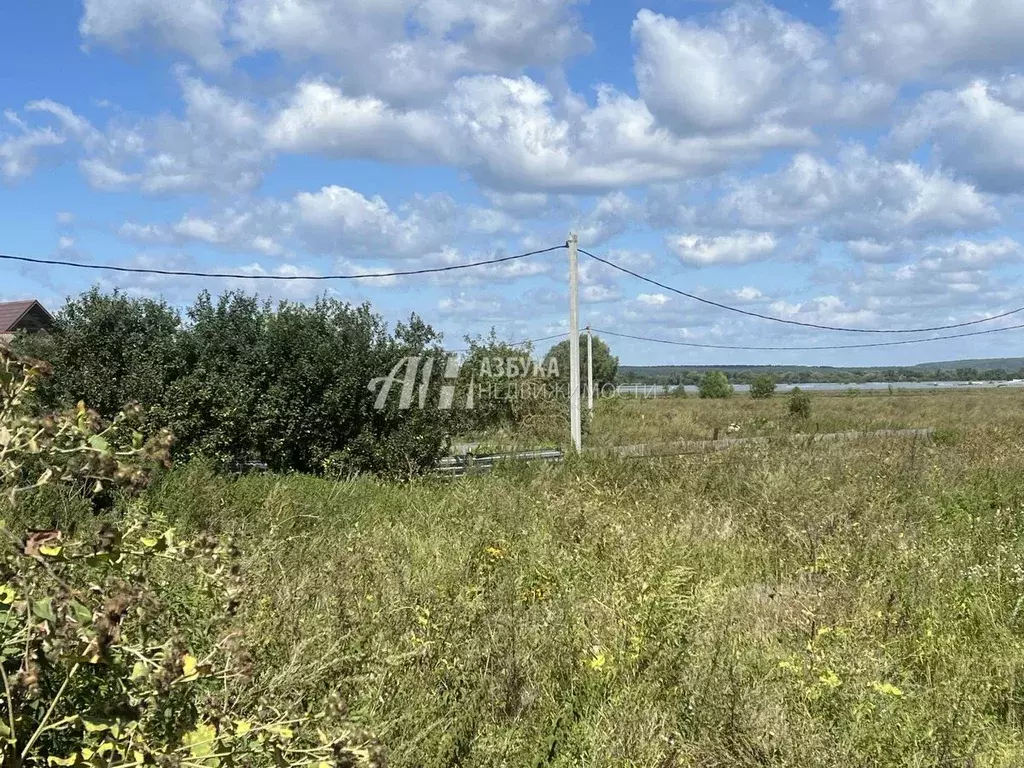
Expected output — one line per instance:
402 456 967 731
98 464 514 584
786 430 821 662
789 387 812 418
15 290 458 477
698 371 733 399
749 374 777 399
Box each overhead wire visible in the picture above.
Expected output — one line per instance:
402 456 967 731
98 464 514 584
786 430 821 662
593 323 1024 352
449 332 569 354
580 247 1024 334
0 245 567 281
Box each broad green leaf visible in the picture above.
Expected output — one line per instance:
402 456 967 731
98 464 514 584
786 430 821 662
69 600 92 625
234 720 252 736
39 544 63 557
88 435 110 453
130 661 148 681
82 718 111 733
32 597 56 623
0 584 14 605
47 756 78 766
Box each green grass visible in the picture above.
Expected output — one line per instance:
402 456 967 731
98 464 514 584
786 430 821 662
11 388 1024 766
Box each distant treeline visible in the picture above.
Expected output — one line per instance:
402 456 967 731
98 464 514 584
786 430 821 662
619 365 1024 386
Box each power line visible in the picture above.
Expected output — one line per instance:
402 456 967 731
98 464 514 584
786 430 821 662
450 332 569 354
593 323 1024 352
0 245 567 281
580 248 1024 334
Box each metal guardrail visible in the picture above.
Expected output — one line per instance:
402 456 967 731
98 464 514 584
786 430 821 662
433 449 564 477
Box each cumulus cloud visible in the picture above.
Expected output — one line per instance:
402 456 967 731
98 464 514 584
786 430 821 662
576 192 638 246
79 0 590 103
0 120 63 181
893 79 1024 194
6 75 267 195
637 293 669 306
669 231 777 266
837 0 1024 81
713 146 999 242
266 80 450 162
633 5 893 136
80 0 229 69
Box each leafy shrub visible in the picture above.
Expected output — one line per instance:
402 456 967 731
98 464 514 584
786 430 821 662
698 371 733 399
668 384 688 398
455 330 565 442
789 387 812 418
16 290 458 477
749 374 777 399
0 344 382 765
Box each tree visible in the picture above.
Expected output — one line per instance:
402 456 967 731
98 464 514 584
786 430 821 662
789 387 812 418
698 370 733 399
14 288 182 417
546 334 618 393
749 374 777 399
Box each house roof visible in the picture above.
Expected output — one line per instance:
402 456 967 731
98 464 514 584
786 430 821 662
0 300 54 333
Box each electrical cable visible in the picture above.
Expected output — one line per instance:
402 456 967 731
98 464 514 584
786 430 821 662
0 245 567 281
580 248 1024 334
593 323 1024 351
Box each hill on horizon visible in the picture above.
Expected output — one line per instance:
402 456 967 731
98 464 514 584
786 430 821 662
618 357 1024 385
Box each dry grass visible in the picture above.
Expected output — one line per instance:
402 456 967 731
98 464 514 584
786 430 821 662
13 388 1024 766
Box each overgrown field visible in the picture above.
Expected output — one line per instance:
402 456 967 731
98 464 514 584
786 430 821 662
12 389 1024 766
590 387 1024 446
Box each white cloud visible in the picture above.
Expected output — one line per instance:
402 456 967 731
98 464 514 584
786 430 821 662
116 184 522 265
80 0 589 102
12 76 267 196
637 292 669 306
0 110 65 181
633 5 822 134
837 0 1024 81
437 292 508 317
292 186 460 258
632 5 893 136
576 192 638 246
237 0 590 103
266 80 449 162
714 146 999 241
729 286 764 302
443 76 813 192
894 79 1024 193
845 239 900 262
80 0 229 70
669 231 777 266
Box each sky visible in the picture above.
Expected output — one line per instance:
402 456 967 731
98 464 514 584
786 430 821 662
3 0 1024 367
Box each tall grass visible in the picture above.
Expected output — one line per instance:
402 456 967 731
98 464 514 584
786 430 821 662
10 389 1024 765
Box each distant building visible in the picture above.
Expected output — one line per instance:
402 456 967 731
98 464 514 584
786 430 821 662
0 300 55 341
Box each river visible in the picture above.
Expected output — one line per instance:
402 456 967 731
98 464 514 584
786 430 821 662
615 380 1024 396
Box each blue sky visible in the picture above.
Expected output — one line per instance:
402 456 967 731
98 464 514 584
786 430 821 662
4 0 1024 367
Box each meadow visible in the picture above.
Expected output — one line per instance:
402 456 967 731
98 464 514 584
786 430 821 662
11 387 1024 766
